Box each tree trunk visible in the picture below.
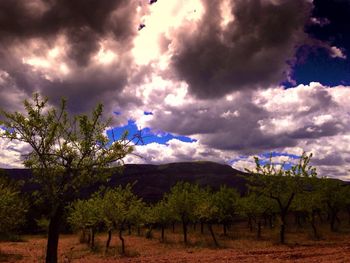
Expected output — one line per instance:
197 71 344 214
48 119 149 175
193 223 196 231
280 223 285 244
330 209 339 232
119 228 125 255
80 228 87 244
200 222 204 234
128 224 131 235
87 231 91 244
223 223 227 236
105 230 112 254
137 226 141 236
172 222 175 233
90 228 95 249
45 206 63 263
311 212 319 239
295 212 302 228
269 215 273 229
208 223 219 247
161 225 165 242
248 217 253 232
317 210 323 223
145 225 153 239
182 221 188 244
257 221 262 239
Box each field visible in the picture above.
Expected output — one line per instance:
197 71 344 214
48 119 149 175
1 224 350 262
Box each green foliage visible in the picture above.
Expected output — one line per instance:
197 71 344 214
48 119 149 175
0 176 27 236
0 93 133 206
247 152 317 205
165 182 201 224
195 187 218 224
101 184 143 230
246 152 317 243
317 178 348 231
150 200 173 226
237 192 275 220
213 186 240 224
0 94 134 262
67 195 103 232
35 217 50 234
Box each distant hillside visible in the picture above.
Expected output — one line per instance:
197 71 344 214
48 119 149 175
2 161 248 202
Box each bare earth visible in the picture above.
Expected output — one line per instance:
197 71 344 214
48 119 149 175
2 227 350 262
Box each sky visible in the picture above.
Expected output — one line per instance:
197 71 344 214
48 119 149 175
0 0 349 179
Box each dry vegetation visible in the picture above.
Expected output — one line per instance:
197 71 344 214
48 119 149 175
2 223 350 262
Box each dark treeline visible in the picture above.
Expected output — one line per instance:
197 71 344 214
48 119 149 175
3 153 350 255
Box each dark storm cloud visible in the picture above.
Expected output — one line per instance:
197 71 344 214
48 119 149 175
312 153 346 167
147 91 297 154
0 0 144 114
145 84 350 155
0 0 137 62
170 0 312 99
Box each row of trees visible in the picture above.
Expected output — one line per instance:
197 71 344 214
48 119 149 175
67 154 350 255
0 176 27 238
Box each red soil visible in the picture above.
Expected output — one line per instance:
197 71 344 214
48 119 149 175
1 227 350 262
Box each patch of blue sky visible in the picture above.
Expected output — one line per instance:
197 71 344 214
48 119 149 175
282 46 350 89
259 152 300 160
107 120 197 145
229 152 300 170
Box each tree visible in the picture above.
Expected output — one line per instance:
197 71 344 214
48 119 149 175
291 182 323 239
213 186 240 236
237 192 275 239
101 184 143 254
0 94 133 263
246 152 317 243
165 182 201 244
0 175 27 237
151 200 173 242
67 195 103 248
195 187 220 246
318 178 347 232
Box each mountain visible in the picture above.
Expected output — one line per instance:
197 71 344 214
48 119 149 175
2 161 248 202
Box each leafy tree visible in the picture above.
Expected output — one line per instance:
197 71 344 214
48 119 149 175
342 186 350 225
246 152 317 243
67 195 103 248
291 183 323 239
237 193 275 239
101 184 143 254
195 187 220 246
165 182 201 244
126 198 148 237
318 178 347 232
151 200 173 242
213 186 240 236
0 175 27 237
0 94 133 263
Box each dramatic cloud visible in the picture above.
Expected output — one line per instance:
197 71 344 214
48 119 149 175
0 0 349 179
168 0 312 98
126 82 350 178
125 139 232 165
0 0 146 113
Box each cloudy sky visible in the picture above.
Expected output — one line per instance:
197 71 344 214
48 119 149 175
0 0 349 179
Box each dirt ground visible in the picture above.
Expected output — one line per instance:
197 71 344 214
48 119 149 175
2 226 350 262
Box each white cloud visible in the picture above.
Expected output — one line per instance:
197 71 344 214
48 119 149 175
0 138 29 168
329 46 347 59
